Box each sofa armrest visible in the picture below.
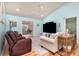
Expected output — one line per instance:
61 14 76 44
12 38 31 51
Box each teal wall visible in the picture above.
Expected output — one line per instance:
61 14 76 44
0 23 5 55
6 2 79 42
6 14 43 36
0 3 6 55
43 2 79 42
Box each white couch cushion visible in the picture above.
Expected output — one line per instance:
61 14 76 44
40 36 56 43
50 33 57 39
42 33 46 36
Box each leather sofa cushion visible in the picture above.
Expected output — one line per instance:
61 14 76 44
14 31 19 37
17 36 25 40
8 32 17 43
14 31 22 37
14 32 25 40
40 36 56 43
5 34 14 48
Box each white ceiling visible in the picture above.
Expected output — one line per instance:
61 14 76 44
6 2 64 19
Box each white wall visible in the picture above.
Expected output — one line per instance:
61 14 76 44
43 2 79 43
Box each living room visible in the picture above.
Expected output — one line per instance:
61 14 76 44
0 2 79 56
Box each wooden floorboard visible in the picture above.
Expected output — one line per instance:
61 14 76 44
2 43 79 56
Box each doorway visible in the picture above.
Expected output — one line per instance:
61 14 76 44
66 17 77 35
66 17 77 44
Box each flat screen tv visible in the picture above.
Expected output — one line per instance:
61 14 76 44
43 22 56 33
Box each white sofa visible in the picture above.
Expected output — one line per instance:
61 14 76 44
40 33 62 53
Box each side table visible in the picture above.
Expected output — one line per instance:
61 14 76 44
58 34 76 56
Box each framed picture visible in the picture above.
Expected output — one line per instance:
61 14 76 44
22 21 33 35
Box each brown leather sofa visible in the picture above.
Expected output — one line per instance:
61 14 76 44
5 31 32 56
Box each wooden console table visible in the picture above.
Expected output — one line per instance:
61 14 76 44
58 34 76 56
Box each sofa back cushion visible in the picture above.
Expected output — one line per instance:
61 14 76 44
14 31 23 40
7 31 17 43
5 33 14 48
14 31 19 37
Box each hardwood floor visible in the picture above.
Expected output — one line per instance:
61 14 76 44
2 39 79 56
2 44 79 56
21 50 60 56
1 43 60 56
2 45 60 56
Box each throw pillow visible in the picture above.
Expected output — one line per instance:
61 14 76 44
50 34 57 39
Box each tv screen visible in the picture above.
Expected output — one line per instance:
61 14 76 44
43 22 56 33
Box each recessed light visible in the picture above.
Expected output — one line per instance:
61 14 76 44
40 5 44 9
41 15 44 18
16 8 20 12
